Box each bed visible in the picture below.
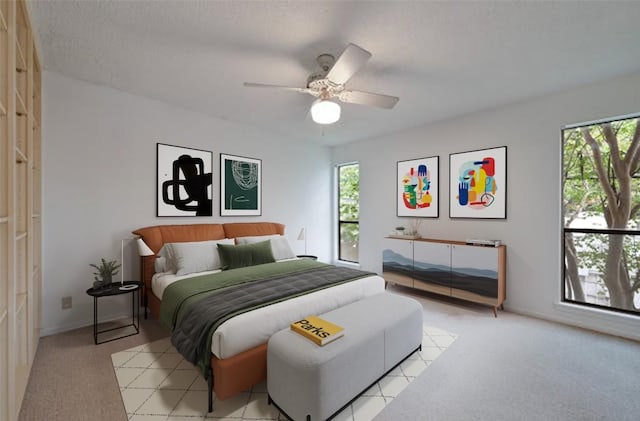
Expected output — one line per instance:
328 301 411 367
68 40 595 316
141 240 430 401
132 222 385 410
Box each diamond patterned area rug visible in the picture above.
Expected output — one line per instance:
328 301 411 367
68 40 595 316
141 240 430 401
112 324 457 421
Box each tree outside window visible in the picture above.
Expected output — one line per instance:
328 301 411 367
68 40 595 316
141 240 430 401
562 115 640 315
338 163 359 263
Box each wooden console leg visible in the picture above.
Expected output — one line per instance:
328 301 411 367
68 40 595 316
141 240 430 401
493 306 498 318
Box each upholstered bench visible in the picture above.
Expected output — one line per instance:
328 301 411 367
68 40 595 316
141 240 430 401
267 292 423 421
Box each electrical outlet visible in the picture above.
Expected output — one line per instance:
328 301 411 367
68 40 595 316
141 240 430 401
62 296 72 309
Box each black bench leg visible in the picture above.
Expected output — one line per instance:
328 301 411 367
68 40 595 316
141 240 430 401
208 367 214 413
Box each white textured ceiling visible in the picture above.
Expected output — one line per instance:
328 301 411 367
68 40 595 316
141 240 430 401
29 0 640 146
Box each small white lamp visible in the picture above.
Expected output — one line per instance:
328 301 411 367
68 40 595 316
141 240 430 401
297 227 307 255
120 237 154 290
136 238 154 257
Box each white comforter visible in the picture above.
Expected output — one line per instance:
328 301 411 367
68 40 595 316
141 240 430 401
152 268 386 359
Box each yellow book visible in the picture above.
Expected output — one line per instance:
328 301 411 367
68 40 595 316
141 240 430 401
290 315 345 346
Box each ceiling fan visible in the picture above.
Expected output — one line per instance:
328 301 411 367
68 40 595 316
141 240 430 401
243 43 399 125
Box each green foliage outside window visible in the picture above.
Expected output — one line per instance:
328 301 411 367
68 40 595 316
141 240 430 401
339 164 359 222
563 116 640 313
339 164 359 261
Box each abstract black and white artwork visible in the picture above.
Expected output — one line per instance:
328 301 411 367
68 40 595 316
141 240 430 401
157 143 213 217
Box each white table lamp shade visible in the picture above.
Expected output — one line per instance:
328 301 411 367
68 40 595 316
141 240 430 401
136 238 154 256
121 237 155 285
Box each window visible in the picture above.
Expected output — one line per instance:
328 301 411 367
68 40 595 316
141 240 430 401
562 113 640 316
337 163 359 263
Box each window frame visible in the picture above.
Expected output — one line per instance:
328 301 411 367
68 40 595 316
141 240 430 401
560 112 640 317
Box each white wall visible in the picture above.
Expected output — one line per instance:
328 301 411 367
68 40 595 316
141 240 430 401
42 72 332 335
332 71 640 341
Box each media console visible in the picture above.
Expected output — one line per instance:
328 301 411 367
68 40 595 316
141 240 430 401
382 236 506 316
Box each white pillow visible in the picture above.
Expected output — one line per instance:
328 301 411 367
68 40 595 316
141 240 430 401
235 234 281 243
154 256 168 273
156 244 173 272
235 235 296 261
163 239 235 276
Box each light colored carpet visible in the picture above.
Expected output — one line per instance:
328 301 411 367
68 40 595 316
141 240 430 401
20 287 640 421
376 285 640 421
112 324 457 420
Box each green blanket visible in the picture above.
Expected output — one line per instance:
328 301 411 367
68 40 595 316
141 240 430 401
160 259 327 330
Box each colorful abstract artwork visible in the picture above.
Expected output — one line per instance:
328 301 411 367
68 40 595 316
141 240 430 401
449 146 506 219
220 153 261 216
157 143 213 217
397 156 439 218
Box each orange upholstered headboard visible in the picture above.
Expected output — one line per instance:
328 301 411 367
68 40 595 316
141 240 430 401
132 222 286 313
222 222 285 239
133 223 226 254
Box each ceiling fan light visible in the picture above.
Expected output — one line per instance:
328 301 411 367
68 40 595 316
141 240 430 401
311 99 341 125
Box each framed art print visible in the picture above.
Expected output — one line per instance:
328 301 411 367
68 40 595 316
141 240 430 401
157 143 213 216
397 156 439 217
449 146 507 219
220 153 262 216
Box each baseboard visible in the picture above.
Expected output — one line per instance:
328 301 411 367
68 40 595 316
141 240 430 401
40 311 133 337
509 304 640 342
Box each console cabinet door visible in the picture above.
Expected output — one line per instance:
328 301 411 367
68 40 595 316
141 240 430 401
450 245 499 305
382 238 414 288
412 241 452 295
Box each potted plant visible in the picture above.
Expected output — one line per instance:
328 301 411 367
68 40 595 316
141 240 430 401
90 258 121 289
395 226 406 236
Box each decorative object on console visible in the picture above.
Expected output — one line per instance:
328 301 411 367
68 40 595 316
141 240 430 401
449 146 507 219
389 224 423 239
220 153 262 216
90 258 121 289
409 218 423 237
157 143 213 217
120 237 154 290
465 238 502 247
397 156 439 218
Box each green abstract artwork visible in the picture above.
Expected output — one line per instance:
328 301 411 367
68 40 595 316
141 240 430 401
220 153 261 216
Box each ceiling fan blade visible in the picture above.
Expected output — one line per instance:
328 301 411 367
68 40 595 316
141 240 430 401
338 90 399 109
243 82 311 94
326 43 372 85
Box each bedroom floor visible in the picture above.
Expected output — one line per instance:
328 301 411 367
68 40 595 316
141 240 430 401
110 325 454 420
18 286 640 421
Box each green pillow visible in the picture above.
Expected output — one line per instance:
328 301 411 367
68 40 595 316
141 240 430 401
217 240 276 270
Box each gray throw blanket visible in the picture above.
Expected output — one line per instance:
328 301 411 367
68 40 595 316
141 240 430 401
171 264 374 377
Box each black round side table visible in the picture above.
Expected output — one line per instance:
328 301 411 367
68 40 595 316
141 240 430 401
86 281 142 345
